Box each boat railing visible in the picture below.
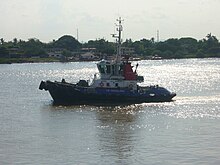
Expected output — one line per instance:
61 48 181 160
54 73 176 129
89 73 100 85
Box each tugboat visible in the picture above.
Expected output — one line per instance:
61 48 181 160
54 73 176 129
39 18 176 105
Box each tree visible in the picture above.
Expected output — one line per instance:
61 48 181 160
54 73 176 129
13 38 18 46
198 33 220 57
83 39 115 55
123 39 133 47
1 32 220 60
62 49 72 57
54 35 81 51
0 38 4 45
152 50 162 56
208 47 220 57
196 49 205 58
0 46 9 57
133 41 145 55
179 37 198 54
205 33 219 48
163 50 173 58
156 38 179 54
21 38 47 57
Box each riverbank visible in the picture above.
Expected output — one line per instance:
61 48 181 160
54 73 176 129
1 56 219 64
0 57 60 64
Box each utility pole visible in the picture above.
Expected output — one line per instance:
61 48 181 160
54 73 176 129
157 30 160 42
77 28 79 41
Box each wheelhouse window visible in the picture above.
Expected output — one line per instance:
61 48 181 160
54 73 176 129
111 65 115 75
106 65 111 74
98 65 105 74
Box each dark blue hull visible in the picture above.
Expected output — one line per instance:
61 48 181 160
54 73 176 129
39 81 176 105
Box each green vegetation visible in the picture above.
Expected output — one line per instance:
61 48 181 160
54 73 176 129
0 33 220 64
0 57 59 64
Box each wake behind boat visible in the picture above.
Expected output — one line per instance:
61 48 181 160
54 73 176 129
39 18 176 105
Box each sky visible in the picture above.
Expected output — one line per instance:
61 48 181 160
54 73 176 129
1 0 220 43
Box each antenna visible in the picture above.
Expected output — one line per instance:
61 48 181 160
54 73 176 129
112 17 124 63
116 17 124 45
77 28 79 41
157 30 159 42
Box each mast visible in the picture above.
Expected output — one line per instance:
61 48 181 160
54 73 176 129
112 17 124 63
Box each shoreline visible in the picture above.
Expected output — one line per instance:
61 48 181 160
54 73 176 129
0 57 60 64
0 56 219 64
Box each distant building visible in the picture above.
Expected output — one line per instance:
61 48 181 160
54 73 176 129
47 48 64 58
121 47 135 56
81 48 97 52
8 47 24 58
80 52 100 61
80 47 100 61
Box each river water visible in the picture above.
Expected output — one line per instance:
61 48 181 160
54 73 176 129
0 59 220 164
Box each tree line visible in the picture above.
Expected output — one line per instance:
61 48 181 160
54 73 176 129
0 33 220 59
